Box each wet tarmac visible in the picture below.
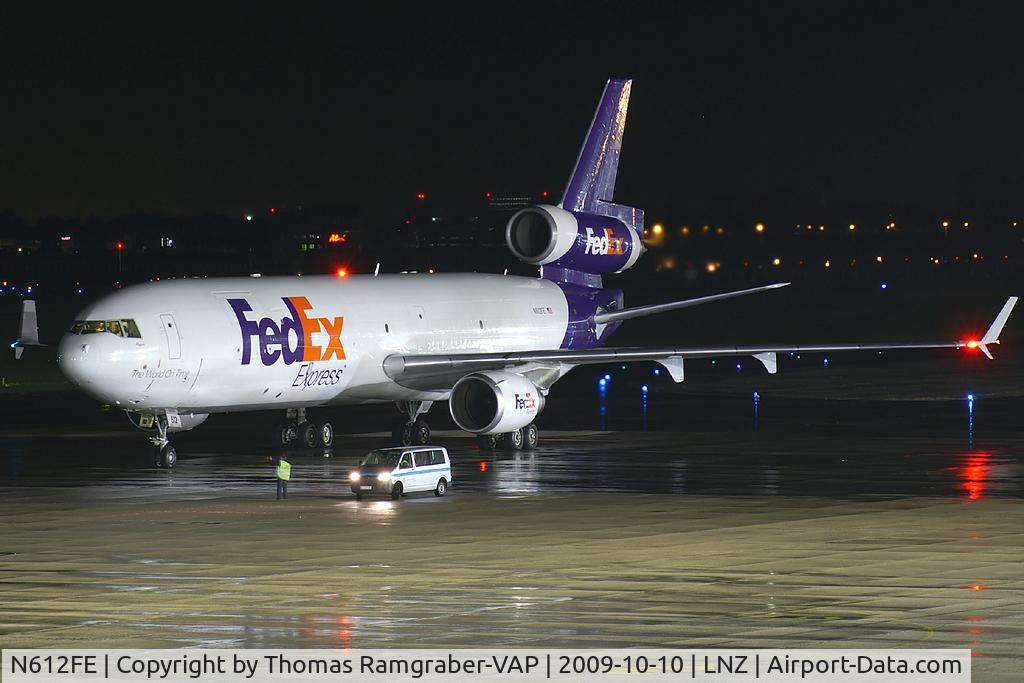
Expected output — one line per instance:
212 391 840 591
1 367 1023 681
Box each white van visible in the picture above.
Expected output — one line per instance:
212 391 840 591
349 446 452 500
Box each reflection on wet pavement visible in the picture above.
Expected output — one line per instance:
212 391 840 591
1 394 1022 681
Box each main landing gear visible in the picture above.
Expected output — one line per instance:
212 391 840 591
393 400 433 446
274 408 334 449
149 416 177 469
476 423 539 452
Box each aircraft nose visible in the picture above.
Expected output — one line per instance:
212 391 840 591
57 334 101 386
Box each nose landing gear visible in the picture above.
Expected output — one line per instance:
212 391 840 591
149 416 177 468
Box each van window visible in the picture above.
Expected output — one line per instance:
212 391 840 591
414 451 434 467
399 453 413 469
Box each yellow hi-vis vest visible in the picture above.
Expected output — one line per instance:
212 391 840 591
276 459 291 481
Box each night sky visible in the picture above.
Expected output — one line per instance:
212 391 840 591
2 2 1022 220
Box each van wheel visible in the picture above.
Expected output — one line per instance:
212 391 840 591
390 482 404 500
434 478 448 497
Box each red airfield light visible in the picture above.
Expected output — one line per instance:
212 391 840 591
541 190 549 198
336 268 348 278
416 193 426 200
269 206 277 214
116 242 124 250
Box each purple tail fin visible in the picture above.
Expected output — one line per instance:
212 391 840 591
558 79 644 232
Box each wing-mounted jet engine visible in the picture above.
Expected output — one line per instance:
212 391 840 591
449 371 545 449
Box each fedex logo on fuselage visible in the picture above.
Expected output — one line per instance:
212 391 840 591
228 297 345 366
584 227 627 255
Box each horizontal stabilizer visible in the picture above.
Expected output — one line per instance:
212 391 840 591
594 282 789 324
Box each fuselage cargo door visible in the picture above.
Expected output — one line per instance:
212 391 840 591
160 313 182 359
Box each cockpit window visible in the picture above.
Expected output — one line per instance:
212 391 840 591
69 319 142 338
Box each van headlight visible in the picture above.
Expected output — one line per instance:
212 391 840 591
349 471 361 482
377 472 392 483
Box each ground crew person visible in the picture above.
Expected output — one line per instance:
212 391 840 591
271 454 291 500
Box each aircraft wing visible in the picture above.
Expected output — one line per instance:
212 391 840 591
383 296 1017 391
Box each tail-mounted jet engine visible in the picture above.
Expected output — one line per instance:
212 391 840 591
449 371 545 435
506 204 645 274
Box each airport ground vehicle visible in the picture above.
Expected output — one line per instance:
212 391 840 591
349 446 452 500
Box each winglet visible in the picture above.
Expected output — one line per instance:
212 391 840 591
13 299 42 360
978 296 1018 360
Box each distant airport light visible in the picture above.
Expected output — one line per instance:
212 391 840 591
823 357 829 366
604 374 611 381
416 193 426 200
269 207 277 214
876 255 883 263
755 223 765 233
880 282 888 290
115 242 124 250
653 368 660 376
598 378 607 387
963 221 970 227
541 190 550 198
328 232 346 243
641 384 649 393
706 262 718 273
772 257 781 266
818 225 825 232
849 224 856 231
336 268 348 278
680 226 691 236
485 191 491 198
824 259 831 268
245 214 253 221
942 220 949 227
60 235 71 242
652 223 664 235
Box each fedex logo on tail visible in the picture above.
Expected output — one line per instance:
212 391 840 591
584 227 627 256
228 297 345 366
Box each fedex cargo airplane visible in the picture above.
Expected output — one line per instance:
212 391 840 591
15 79 1017 468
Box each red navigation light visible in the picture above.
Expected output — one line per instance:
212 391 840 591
115 242 124 250
966 340 979 349
416 193 426 200
541 190 549 198
336 268 348 278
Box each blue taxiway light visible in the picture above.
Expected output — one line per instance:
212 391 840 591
653 368 660 376
880 282 888 290
967 393 975 401
823 357 830 366
641 384 649 393
604 374 611 381
598 378 607 387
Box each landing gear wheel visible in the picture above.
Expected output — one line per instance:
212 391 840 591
412 418 430 445
393 422 415 446
391 482 404 500
523 423 539 450
274 421 297 447
157 444 176 469
503 428 525 451
318 421 334 448
298 421 319 449
476 434 498 451
434 478 448 497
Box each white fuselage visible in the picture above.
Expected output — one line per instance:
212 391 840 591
57 274 570 413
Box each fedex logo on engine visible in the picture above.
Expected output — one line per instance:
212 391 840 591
583 227 627 256
515 392 537 410
228 297 345 366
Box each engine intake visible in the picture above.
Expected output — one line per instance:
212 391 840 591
506 204 644 274
449 371 544 435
